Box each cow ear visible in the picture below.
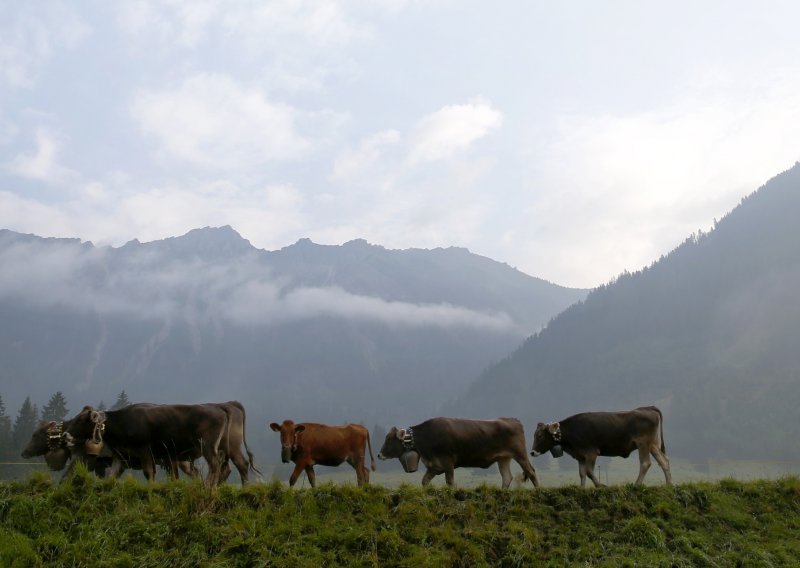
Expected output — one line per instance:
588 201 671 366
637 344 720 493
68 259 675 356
537 422 545 429
269 422 281 432
396 428 406 441
547 422 560 435
82 405 94 413
294 424 306 433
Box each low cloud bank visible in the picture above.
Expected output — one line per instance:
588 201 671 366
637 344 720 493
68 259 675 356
0 239 516 333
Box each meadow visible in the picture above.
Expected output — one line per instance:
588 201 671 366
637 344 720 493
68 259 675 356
1 465 799 567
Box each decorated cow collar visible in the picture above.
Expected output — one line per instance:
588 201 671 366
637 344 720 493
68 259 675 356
547 422 562 443
47 421 67 451
402 427 416 451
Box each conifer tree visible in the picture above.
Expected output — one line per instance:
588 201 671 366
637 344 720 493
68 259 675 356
41 391 69 422
12 397 39 453
111 390 130 410
0 394 13 459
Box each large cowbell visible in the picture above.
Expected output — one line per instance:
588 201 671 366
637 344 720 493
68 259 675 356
400 450 420 473
84 439 104 456
550 444 564 458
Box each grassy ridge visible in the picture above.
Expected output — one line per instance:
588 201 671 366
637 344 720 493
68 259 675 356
1 470 799 567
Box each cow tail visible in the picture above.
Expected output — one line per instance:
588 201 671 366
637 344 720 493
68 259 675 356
238 404 263 477
367 431 376 472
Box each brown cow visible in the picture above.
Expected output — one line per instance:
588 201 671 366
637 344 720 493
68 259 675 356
269 420 376 487
530 406 672 487
378 417 539 488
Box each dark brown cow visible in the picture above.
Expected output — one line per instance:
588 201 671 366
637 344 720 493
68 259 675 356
21 419 198 480
269 420 376 487
530 406 672 487
378 417 539 488
66 403 228 486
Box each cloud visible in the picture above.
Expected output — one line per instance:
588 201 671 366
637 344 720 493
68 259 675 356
5 127 75 183
516 71 800 287
0 3 90 87
130 73 311 169
407 98 503 164
0 236 516 333
116 0 371 50
331 129 400 182
221 0 372 48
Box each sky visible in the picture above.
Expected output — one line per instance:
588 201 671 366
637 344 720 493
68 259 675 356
2 1 800 288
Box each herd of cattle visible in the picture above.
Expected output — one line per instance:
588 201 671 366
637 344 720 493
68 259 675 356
21 403 672 488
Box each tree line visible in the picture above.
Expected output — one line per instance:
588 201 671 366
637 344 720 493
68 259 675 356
0 390 131 459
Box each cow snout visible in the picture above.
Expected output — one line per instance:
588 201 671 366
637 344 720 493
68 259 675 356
530 450 540 457
281 446 292 463
377 453 386 460
21 449 32 459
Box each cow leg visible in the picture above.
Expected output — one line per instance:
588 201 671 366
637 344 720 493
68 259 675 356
166 460 181 480
578 460 588 488
108 457 124 479
229 450 250 486
651 447 672 485
635 446 651 485
305 465 317 488
347 455 367 487
142 453 157 482
513 454 540 488
421 468 437 486
498 458 513 488
178 460 201 479
584 454 604 488
219 461 233 483
288 463 305 487
444 465 455 486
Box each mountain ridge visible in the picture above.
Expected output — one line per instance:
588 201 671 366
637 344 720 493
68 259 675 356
0 227 587 433
448 162 800 460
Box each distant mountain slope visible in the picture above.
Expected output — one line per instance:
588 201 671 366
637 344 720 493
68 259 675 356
449 163 800 460
0 228 585 433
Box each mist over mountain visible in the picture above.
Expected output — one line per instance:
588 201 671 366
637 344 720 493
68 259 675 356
449 163 800 460
0 228 586 439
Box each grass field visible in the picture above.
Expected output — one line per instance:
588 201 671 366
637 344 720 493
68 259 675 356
1 467 799 567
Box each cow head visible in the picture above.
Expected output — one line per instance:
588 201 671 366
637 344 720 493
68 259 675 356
377 427 406 460
377 427 420 472
269 420 305 463
65 406 96 443
21 421 57 459
22 421 73 470
531 422 563 458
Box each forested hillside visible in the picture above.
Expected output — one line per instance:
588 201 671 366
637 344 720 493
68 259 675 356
451 163 800 460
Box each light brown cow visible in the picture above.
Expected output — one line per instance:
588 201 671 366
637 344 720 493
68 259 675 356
269 420 376 487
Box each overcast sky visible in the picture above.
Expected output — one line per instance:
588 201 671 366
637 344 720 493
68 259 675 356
2 1 799 288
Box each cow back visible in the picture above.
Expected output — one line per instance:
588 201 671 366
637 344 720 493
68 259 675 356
412 417 525 469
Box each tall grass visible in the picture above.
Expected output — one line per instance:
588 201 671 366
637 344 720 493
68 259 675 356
1 467 799 567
